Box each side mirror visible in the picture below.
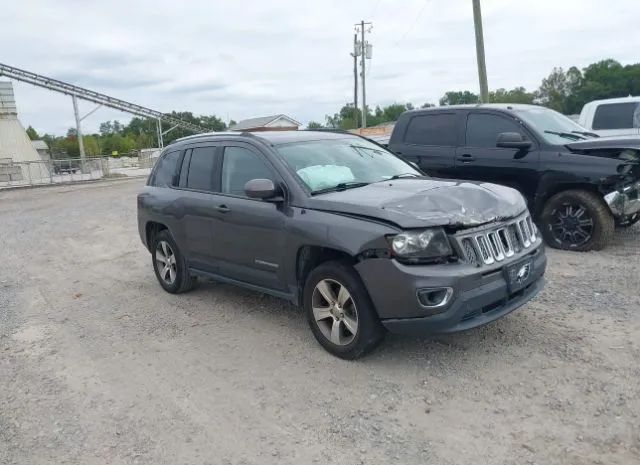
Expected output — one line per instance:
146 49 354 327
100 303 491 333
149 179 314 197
244 178 280 200
496 132 532 149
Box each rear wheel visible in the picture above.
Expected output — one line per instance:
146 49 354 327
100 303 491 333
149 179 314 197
303 260 385 359
540 189 614 251
151 229 195 293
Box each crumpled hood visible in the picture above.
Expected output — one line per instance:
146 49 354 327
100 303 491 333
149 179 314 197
306 178 527 229
565 136 640 152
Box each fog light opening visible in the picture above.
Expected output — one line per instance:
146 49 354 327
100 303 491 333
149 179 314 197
417 287 453 309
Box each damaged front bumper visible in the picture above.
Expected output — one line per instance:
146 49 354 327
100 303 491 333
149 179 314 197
355 241 546 334
604 180 640 220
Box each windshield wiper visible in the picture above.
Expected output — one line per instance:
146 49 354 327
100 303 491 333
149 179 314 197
544 130 586 140
571 130 600 138
388 173 421 180
310 181 370 195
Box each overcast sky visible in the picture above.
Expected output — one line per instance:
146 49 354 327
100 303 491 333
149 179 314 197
1 0 637 135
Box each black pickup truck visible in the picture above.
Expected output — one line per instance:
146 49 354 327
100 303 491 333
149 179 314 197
387 104 640 251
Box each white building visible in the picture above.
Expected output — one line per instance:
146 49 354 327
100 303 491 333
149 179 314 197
0 81 45 183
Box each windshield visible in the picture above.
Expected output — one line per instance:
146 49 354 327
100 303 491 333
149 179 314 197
275 137 421 194
513 107 593 144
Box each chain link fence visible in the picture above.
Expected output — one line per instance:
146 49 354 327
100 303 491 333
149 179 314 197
0 156 155 189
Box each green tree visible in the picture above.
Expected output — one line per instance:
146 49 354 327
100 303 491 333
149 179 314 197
307 121 324 129
325 104 360 129
439 90 479 106
82 135 100 156
536 67 576 113
26 125 40 140
489 87 535 104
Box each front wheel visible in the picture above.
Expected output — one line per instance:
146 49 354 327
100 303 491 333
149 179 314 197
303 261 385 359
539 189 614 251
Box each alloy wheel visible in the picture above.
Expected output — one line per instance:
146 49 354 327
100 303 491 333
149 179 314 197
550 203 594 247
155 240 177 285
311 279 359 346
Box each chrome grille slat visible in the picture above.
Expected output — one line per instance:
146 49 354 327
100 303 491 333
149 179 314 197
457 213 536 266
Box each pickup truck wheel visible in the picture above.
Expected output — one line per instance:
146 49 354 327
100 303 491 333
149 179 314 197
616 214 640 228
303 261 385 359
540 190 614 251
152 229 195 294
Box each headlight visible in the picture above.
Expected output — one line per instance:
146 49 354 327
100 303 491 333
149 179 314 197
388 228 453 260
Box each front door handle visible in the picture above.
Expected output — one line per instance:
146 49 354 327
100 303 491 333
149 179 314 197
216 205 230 213
456 154 476 163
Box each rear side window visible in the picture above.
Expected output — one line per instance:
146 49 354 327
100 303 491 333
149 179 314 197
465 113 525 147
404 113 457 146
151 150 181 187
186 146 217 191
221 147 273 197
592 102 639 130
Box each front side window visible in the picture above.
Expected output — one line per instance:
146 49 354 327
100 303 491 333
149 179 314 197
466 114 526 148
151 150 181 187
592 102 639 130
404 113 457 146
275 137 421 194
186 146 217 191
221 146 273 196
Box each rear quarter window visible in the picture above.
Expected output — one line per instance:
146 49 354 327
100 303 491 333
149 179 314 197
592 102 638 130
404 113 457 146
150 150 181 187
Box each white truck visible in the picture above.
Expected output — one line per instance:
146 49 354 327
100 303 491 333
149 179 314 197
578 96 640 137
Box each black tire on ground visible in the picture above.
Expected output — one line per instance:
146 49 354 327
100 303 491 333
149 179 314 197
616 215 640 228
151 229 196 294
303 260 385 359
540 189 614 251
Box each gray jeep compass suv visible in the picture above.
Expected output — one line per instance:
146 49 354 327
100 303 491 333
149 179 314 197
137 130 546 359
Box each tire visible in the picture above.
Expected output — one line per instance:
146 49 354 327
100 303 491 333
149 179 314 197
616 215 640 228
303 260 385 359
540 189 614 251
151 229 195 293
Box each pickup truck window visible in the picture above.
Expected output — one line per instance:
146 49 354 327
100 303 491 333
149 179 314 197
404 113 456 146
186 146 217 191
151 150 181 187
592 102 639 130
466 113 524 148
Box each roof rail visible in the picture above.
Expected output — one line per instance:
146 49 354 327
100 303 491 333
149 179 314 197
172 131 256 144
302 128 351 134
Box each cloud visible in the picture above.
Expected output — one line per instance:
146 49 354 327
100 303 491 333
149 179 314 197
0 0 637 133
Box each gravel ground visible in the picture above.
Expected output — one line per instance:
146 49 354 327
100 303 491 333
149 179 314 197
1 178 639 465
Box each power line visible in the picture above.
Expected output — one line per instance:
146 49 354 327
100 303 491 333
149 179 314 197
393 0 431 47
371 0 382 17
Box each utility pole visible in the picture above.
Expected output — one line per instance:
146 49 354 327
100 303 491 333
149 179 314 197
354 21 372 128
351 33 359 128
71 95 85 159
472 0 489 103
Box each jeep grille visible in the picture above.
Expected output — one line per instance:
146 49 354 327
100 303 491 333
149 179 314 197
456 214 537 266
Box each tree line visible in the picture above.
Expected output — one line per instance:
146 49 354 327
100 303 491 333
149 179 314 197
27 59 640 156
313 59 640 129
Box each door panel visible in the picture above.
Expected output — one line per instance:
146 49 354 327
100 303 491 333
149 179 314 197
394 112 459 178
211 144 287 290
455 112 540 201
176 145 220 272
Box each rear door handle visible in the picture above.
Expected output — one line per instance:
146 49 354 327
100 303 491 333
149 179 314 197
216 205 230 213
456 154 476 163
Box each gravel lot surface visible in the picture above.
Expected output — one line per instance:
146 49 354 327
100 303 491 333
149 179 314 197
1 178 639 465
